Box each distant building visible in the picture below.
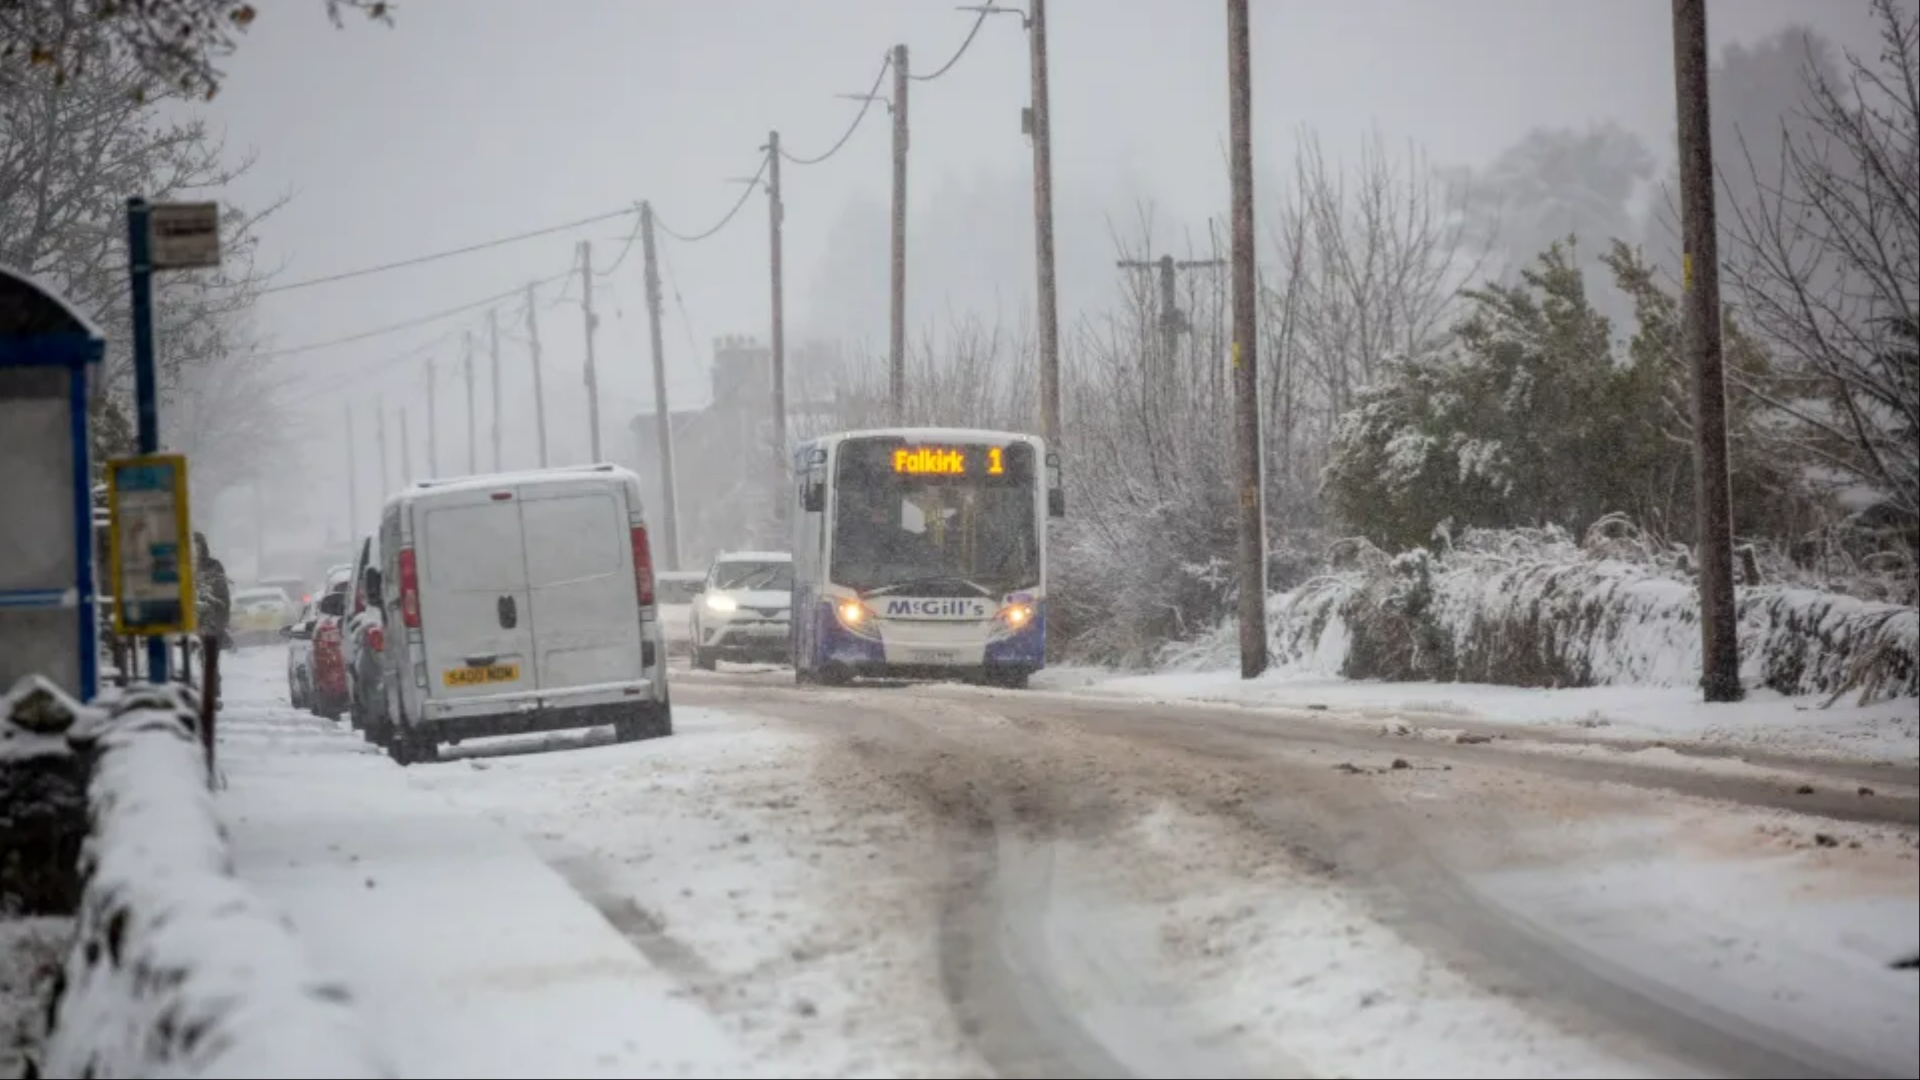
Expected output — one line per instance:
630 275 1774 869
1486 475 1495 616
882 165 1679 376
626 336 835 571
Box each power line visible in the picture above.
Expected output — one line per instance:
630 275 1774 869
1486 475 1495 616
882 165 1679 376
258 206 640 296
252 270 571 360
781 54 892 167
598 206 647 276
655 153 771 243
911 8 992 82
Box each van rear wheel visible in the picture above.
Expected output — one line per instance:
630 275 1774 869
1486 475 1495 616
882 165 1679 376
614 697 672 743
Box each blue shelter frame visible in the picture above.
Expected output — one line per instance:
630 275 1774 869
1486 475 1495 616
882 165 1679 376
0 266 107 701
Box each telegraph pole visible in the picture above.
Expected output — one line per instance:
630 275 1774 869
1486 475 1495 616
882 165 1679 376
399 407 414 485
425 357 439 479
765 131 789 508
526 283 550 468
1672 0 1742 703
345 403 359 539
463 329 477 475
640 201 684 571
888 43 910 424
375 405 390 495
1115 254 1227 367
1226 0 1267 679
1027 0 1061 452
488 308 503 472
579 240 604 463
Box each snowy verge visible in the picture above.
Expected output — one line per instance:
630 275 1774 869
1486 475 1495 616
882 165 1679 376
1040 667 1920 765
1167 525 1917 704
38 683 389 1079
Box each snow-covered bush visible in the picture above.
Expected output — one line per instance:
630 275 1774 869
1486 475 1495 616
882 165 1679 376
1169 522 1918 703
37 683 389 1080
2 679 90 917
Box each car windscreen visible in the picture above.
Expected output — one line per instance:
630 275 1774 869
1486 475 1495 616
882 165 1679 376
712 561 792 591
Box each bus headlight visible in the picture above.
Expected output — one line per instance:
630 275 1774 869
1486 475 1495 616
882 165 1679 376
996 602 1036 631
834 598 880 637
704 594 738 613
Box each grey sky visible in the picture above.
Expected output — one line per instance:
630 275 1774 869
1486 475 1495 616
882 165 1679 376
202 0 1882 539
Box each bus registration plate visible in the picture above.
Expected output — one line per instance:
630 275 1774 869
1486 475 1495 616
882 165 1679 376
444 663 519 687
908 649 957 664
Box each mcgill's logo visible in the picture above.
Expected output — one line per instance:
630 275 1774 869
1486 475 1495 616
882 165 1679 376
882 597 991 620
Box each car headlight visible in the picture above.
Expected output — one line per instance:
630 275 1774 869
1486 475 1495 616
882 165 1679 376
704 594 738 613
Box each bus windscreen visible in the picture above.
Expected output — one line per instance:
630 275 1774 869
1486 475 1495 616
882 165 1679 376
830 437 1039 596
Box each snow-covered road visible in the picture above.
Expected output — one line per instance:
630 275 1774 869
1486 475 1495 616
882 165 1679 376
216 649 1918 1078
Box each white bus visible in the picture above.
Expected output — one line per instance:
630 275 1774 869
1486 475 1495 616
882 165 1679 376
789 427 1063 688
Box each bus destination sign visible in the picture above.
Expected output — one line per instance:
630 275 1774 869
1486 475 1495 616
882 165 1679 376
892 445 1009 477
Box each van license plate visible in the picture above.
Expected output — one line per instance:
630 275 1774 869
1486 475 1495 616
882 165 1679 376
909 649 957 664
444 663 519 687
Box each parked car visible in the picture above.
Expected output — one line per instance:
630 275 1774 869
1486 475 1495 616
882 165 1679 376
302 566 355 720
284 597 317 708
343 533 388 740
374 464 673 766
689 551 793 670
655 570 705 659
230 585 296 647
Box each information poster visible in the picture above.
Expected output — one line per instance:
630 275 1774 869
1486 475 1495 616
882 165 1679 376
108 454 196 635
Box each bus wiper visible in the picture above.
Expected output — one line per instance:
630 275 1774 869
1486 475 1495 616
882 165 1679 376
864 575 994 598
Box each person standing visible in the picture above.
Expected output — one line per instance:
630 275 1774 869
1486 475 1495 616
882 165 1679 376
193 532 232 703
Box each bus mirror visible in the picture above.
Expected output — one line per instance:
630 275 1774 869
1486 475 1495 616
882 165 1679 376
1048 488 1066 518
801 478 825 513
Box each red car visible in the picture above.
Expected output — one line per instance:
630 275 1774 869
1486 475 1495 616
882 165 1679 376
304 576 353 720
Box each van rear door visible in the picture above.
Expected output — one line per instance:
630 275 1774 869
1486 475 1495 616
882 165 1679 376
519 479 644 690
416 485 535 699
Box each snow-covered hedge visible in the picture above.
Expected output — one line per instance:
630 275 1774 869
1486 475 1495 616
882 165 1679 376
37 683 390 1079
1164 523 1918 703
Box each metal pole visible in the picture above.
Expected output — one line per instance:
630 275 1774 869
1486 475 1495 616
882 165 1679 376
580 240 603 463
1672 0 1742 703
1028 0 1062 452
526 283 550 468
399 408 414 485
1226 0 1268 680
489 308 503 471
888 43 910 424
640 202 683 570
425 357 439 478
126 197 168 684
375 405 390 496
345 404 359 540
766 131 789 522
463 330 477 475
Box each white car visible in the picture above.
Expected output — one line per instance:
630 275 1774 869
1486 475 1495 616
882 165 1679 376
690 551 793 670
655 570 705 658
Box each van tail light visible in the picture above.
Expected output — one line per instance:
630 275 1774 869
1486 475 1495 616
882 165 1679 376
630 525 656 607
367 624 385 653
399 548 421 629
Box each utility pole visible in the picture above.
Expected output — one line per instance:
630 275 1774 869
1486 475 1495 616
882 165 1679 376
489 308 503 471
399 407 414 486
1027 0 1061 452
463 329 477 475
345 403 359 540
425 357 439 479
764 131 789 517
1115 254 1227 378
579 240 603 463
526 283 549 468
888 43 910 424
375 405 390 495
1226 0 1267 680
640 201 683 571
1672 0 1742 703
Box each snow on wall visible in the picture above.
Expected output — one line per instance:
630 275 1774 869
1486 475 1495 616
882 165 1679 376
1165 525 1918 703
37 684 390 1080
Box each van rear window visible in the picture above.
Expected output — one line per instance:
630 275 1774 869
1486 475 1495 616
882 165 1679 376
421 503 529 591
522 493 624 587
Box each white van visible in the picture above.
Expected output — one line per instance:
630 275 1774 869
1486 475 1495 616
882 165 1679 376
372 464 672 765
